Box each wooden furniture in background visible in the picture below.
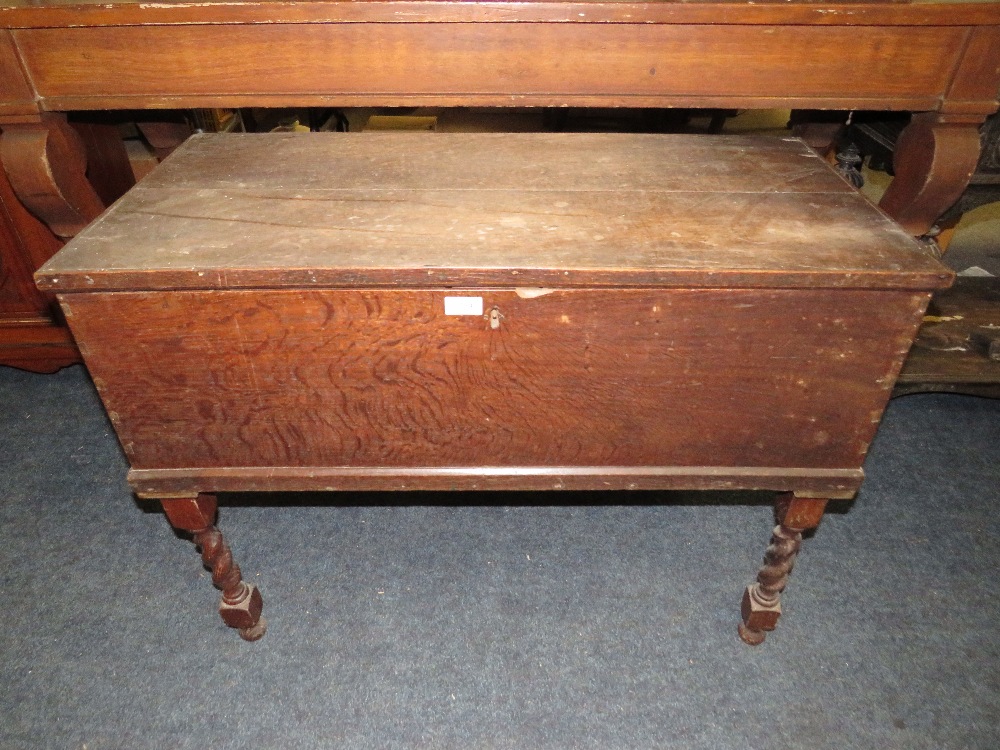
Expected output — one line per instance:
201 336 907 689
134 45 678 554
1 0 997 374
36 132 953 642
841 111 1000 395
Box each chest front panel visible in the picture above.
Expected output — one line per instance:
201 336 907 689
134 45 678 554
65 286 927 472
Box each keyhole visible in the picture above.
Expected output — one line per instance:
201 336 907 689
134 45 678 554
488 307 503 330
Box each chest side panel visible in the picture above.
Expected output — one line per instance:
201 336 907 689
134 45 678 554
63 288 927 471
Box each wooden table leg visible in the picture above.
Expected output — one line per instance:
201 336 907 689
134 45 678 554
160 493 267 641
739 493 829 646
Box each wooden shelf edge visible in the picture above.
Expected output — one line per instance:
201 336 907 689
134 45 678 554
896 277 1000 397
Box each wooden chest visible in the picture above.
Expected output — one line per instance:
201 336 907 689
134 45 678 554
35 132 952 643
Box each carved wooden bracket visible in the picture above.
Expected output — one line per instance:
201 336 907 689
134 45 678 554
879 113 985 237
0 112 104 238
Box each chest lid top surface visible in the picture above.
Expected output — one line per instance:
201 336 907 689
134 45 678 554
36 132 951 292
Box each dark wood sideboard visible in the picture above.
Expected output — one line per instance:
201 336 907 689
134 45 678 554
1 0 999 374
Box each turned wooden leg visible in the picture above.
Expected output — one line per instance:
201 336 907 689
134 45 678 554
160 494 267 641
738 493 828 646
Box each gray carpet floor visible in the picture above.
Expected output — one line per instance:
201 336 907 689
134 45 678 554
1 363 998 749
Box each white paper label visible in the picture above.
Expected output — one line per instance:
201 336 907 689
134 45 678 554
444 296 484 316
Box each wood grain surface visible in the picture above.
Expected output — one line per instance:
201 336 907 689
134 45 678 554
63 287 928 476
128 466 865 498
3 1 999 29
12 22 967 111
45 132 946 498
0 30 34 117
36 133 952 293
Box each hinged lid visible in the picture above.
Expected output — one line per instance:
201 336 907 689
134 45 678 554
36 132 953 292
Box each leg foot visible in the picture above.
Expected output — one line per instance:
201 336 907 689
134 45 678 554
738 621 767 646
240 616 268 642
738 494 827 645
161 494 266 641
738 580 783 645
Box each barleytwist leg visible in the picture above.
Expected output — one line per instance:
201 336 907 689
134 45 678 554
738 493 828 646
160 494 267 641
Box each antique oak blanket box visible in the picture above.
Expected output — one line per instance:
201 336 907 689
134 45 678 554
35 132 952 644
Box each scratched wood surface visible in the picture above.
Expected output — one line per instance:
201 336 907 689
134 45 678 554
64 287 928 476
36 133 951 293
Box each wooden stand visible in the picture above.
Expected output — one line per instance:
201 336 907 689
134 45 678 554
35 132 952 642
